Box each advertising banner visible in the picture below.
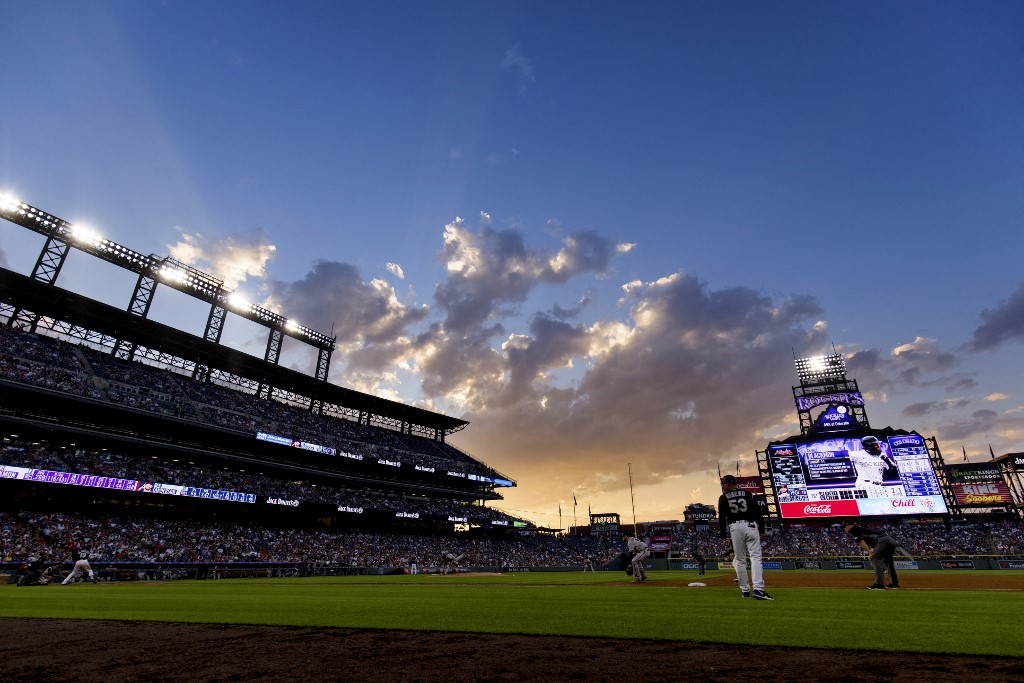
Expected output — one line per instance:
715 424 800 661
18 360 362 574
779 500 860 519
950 482 1014 506
734 476 765 493
837 560 866 569
940 560 975 569
945 462 1002 483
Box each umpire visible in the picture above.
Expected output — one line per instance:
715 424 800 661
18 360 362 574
842 519 900 590
718 475 772 600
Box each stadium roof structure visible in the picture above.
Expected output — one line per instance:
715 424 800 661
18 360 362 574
0 267 468 436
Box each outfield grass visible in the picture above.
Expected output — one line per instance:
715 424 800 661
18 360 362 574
2 570 1022 657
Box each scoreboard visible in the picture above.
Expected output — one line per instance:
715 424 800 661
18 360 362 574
767 432 948 519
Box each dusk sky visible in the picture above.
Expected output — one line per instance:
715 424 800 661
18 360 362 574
1 1 1022 528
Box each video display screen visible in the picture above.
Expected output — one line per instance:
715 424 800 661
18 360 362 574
766 433 948 519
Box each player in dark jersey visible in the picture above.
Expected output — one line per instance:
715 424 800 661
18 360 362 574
842 519 900 589
718 475 772 600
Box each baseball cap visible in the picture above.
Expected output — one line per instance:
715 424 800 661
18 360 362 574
840 519 855 528
720 474 736 485
861 435 880 446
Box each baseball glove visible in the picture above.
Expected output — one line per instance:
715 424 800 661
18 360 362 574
625 564 634 576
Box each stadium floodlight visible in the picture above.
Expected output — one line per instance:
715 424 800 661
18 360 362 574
69 224 104 248
794 353 846 382
158 265 188 284
227 293 251 311
0 192 24 213
284 318 300 332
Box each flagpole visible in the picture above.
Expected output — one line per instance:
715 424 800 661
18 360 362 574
628 463 637 535
573 492 577 536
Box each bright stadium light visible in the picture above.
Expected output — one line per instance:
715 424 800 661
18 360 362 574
0 192 24 213
795 353 846 382
69 223 104 248
284 319 300 332
158 265 188 284
227 293 252 310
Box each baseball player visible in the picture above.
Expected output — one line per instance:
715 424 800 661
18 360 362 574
62 550 98 584
842 519 901 590
17 554 55 586
442 551 465 575
625 534 650 582
718 475 772 600
692 549 705 576
848 436 900 498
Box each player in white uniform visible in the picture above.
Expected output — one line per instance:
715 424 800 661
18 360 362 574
62 551 98 584
849 436 899 498
625 535 650 582
718 475 772 600
442 551 465 575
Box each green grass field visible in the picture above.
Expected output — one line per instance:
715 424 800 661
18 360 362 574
3 570 1022 657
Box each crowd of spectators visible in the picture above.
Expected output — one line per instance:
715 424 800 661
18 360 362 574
0 510 618 570
0 325 503 478
673 520 1024 558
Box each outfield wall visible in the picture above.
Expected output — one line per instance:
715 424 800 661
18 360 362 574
657 557 1024 571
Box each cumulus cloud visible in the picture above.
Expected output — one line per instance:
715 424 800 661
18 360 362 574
970 282 1024 351
168 228 276 290
939 409 1001 442
846 337 967 398
450 268 827 500
263 261 429 388
386 262 405 280
901 398 970 418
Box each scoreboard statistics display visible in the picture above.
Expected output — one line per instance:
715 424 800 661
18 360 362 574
766 433 948 519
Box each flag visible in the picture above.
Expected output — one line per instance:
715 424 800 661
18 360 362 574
990 444 996 460
735 461 740 475
558 503 561 516
962 445 967 462
573 494 577 507
717 462 722 479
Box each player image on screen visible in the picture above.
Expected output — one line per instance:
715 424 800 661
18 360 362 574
848 436 901 498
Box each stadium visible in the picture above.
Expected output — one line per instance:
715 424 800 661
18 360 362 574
1 194 1023 681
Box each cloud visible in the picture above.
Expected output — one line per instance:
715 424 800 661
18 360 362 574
985 393 1011 401
499 43 535 84
386 262 405 280
450 268 827 501
168 228 276 290
264 261 429 385
846 337 966 398
433 215 626 334
970 281 1024 351
901 398 970 418
938 409 1001 442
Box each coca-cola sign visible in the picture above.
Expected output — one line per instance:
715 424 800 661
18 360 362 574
780 499 859 518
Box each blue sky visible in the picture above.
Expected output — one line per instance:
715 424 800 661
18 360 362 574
1 1 1022 526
